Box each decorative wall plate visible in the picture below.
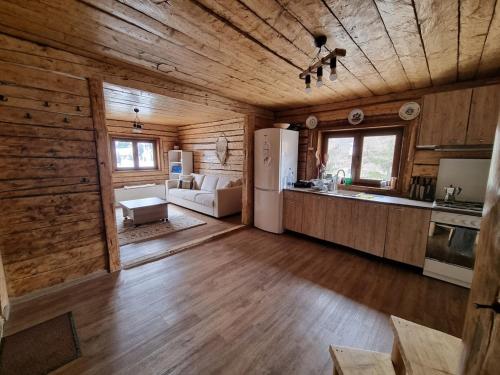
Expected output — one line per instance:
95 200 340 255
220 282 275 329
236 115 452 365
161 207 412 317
215 136 228 165
348 108 364 125
305 115 318 129
399 102 421 120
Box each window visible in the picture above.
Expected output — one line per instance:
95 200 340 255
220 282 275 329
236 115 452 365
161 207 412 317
111 138 158 171
323 128 403 186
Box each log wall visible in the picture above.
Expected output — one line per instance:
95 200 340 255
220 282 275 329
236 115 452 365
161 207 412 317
277 99 492 190
106 119 178 188
0 63 108 297
178 118 245 178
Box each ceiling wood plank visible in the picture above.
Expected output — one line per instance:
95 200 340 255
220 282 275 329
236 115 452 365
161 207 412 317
0 0 498 109
103 83 240 125
323 0 411 92
16 0 298 106
239 0 374 98
195 0 365 101
414 0 459 85
275 0 393 96
0 33 270 116
116 0 354 107
459 0 496 80
477 0 500 77
373 0 432 89
79 0 322 104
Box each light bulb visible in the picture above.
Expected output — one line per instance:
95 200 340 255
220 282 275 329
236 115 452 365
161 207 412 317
316 66 323 88
329 57 337 81
304 74 312 94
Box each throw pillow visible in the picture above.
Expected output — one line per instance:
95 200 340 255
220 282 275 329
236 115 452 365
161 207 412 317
191 173 205 190
216 176 232 190
200 175 219 192
177 175 193 189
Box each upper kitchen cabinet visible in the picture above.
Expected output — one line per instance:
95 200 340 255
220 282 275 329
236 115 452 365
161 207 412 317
418 89 472 146
466 84 500 145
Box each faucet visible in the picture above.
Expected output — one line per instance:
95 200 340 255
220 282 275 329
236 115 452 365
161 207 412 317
332 169 346 192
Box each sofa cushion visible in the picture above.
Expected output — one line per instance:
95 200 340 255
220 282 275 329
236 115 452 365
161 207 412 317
216 176 232 190
191 173 205 190
200 175 219 192
169 188 198 201
194 192 214 207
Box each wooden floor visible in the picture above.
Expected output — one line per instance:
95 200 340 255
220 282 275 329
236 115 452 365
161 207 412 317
118 204 242 266
6 229 468 375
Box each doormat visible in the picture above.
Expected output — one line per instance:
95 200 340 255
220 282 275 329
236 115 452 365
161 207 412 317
0 312 81 375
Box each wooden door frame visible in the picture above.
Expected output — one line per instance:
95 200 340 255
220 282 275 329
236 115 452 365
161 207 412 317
88 78 121 272
242 114 255 225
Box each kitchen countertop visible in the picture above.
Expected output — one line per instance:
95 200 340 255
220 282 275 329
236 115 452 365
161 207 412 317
285 187 434 209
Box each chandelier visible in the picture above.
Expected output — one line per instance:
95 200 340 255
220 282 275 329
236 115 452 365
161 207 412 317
300 35 346 94
132 107 143 133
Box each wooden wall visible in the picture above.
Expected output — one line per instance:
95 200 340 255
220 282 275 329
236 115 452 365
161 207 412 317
276 94 493 192
178 118 245 178
106 119 178 188
0 63 108 297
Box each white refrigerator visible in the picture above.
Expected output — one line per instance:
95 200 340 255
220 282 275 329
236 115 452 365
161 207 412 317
254 128 299 233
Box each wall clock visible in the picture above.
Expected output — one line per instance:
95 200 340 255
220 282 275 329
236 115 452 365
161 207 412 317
305 115 318 129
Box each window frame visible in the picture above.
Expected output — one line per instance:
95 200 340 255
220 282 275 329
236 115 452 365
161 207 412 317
110 137 159 172
322 127 403 187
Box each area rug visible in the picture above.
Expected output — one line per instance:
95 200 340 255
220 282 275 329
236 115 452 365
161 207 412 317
0 312 81 375
117 211 206 246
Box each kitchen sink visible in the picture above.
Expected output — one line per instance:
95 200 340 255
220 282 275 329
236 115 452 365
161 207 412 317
320 190 361 198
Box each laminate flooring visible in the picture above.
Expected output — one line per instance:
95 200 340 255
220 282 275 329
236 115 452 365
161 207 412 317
5 228 468 375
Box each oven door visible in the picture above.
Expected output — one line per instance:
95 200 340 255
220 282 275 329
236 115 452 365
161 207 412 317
426 221 479 269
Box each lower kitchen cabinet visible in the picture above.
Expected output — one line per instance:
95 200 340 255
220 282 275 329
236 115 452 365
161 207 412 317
384 206 431 267
353 202 388 257
324 196 355 248
282 191 432 267
283 191 304 232
301 194 326 239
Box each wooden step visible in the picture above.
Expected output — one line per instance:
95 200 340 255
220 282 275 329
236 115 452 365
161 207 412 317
329 345 396 375
390 316 463 375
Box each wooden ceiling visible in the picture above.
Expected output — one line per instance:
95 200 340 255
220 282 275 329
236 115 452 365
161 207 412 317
0 0 499 110
103 83 240 125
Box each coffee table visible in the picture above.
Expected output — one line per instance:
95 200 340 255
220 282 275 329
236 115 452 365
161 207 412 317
119 197 169 225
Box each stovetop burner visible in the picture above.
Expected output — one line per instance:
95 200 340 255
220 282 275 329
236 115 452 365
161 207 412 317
432 200 484 216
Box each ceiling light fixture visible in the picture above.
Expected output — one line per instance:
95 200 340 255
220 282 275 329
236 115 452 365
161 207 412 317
300 35 345 93
132 107 143 133
305 74 312 94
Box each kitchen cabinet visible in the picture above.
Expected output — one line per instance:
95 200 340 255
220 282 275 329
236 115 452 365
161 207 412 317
466 84 500 145
282 190 432 267
384 206 431 267
324 196 355 248
353 202 388 257
418 89 472 146
301 193 326 239
283 191 303 232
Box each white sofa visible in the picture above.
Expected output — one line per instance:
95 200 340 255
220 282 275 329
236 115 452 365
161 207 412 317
166 173 242 218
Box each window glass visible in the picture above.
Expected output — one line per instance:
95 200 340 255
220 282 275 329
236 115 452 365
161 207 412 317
325 137 354 177
138 142 155 168
360 135 396 180
114 140 134 169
